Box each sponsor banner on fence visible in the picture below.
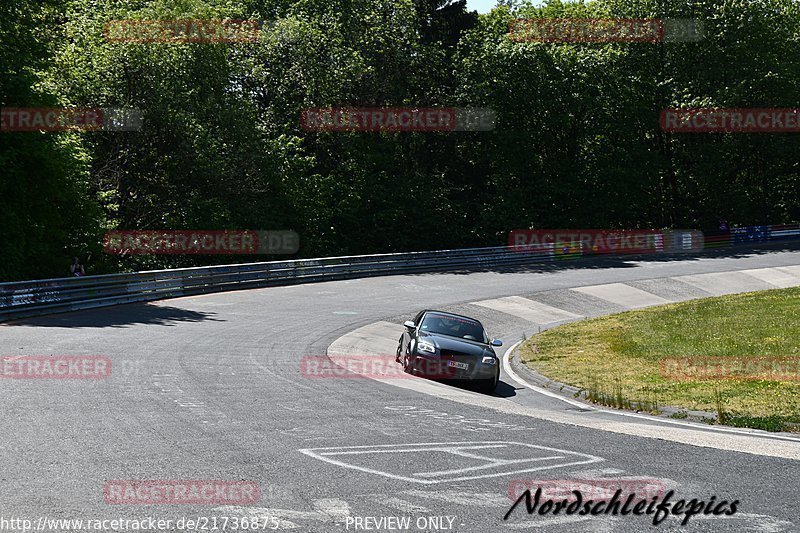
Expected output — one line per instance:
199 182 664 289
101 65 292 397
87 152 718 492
508 18 703 43
661 108 800 133
104 19 265 43
300 107 495 132
1 108 142 132
103 230 299 255
0 356 111 379
765 224 800 242
730 224 800 245
103 480 260 505
509 229 664 255
704 224 800 249
508 478 667 502
660 356 800 382
662 230 705 253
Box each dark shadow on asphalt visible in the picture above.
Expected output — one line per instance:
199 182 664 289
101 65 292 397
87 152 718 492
392 242 800 277
4 302 222 329
436 378 518 398
492 380 519 398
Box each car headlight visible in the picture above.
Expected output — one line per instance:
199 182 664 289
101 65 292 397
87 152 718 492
417 341 436 354
482 356 497 365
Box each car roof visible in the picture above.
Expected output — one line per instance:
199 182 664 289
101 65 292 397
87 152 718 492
422 310 484 326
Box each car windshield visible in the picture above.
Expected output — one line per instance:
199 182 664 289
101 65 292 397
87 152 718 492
420 313 488 343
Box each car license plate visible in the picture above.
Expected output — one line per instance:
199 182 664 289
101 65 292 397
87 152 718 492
448 361 469 370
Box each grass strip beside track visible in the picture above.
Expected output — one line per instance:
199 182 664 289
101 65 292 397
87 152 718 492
520 287 800 432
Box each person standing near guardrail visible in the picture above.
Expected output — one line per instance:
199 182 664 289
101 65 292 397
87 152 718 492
70 257 85 277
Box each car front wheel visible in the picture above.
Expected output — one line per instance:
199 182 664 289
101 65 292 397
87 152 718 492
402 352 413 374
477 368 499 394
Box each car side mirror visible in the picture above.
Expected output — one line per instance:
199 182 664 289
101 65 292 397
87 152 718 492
403 321 416 330
490 339 503 347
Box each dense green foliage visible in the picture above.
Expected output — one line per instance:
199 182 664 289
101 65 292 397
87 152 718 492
2 0 799 280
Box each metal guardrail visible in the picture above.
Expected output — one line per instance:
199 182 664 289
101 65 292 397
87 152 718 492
0 230 704 322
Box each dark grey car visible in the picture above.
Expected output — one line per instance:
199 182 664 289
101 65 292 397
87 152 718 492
396 310 502 393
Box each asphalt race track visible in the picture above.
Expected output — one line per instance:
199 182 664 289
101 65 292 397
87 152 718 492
2 249 800 532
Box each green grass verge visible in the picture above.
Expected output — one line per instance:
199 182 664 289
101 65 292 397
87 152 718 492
519 286 800 431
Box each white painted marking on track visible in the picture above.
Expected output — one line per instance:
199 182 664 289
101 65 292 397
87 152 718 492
214 498 360 530
402 489 510 508
570 468 625 477
319 444 509 456
370 496 431 513
504 515 598 529
300 441 603 484
312 498 351 521
215 505 322 521
413 455 565 478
